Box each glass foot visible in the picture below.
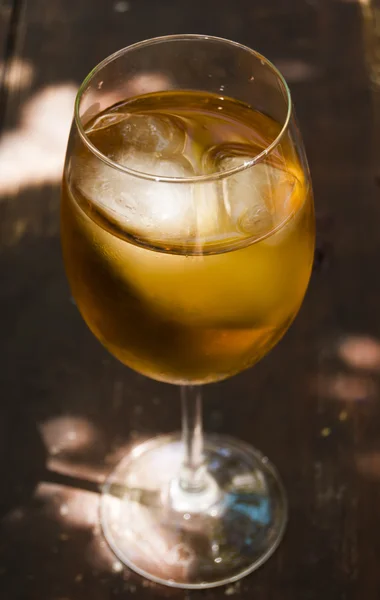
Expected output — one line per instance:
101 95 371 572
100 434 287 589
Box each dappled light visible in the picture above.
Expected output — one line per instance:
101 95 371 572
33 482 127 577
29 418 129 577
274 60 320 83
312 333 380 403
40 415 110 483
36 482 99 529
0 84 77 196
339 335 380 371
315 372 376 402
310 332 380 486
40 416 100 456
0 58 34 91
113 0 130 12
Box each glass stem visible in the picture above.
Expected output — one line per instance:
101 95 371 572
180 385 206 493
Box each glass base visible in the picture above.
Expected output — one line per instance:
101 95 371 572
100 434 287 589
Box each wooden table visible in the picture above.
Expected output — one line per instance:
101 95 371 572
1 0 380 598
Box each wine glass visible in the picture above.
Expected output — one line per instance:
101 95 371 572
61 34 315 589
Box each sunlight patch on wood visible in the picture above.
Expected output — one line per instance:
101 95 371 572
0 58 34 91
339 335 380 371
0 84 77 196
314 373 377 402
40 416 99 456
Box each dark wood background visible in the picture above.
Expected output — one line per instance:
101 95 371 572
1 0 380 598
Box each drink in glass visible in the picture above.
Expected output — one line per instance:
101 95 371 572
61 35 315 589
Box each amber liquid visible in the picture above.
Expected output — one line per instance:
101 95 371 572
61 91 315 384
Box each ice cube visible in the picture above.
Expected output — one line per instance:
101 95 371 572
219 156 296 238
75 150 225 246
75 151 194 240
86 112 186 165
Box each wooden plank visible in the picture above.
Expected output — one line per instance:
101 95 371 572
0 0 13 61
0 0 379 599
0 0 19 127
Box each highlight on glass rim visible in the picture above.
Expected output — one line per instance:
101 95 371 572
61 34 315 589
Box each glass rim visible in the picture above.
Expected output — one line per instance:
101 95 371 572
74 34 293 184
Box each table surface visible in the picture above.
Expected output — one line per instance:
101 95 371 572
1 0 380 598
